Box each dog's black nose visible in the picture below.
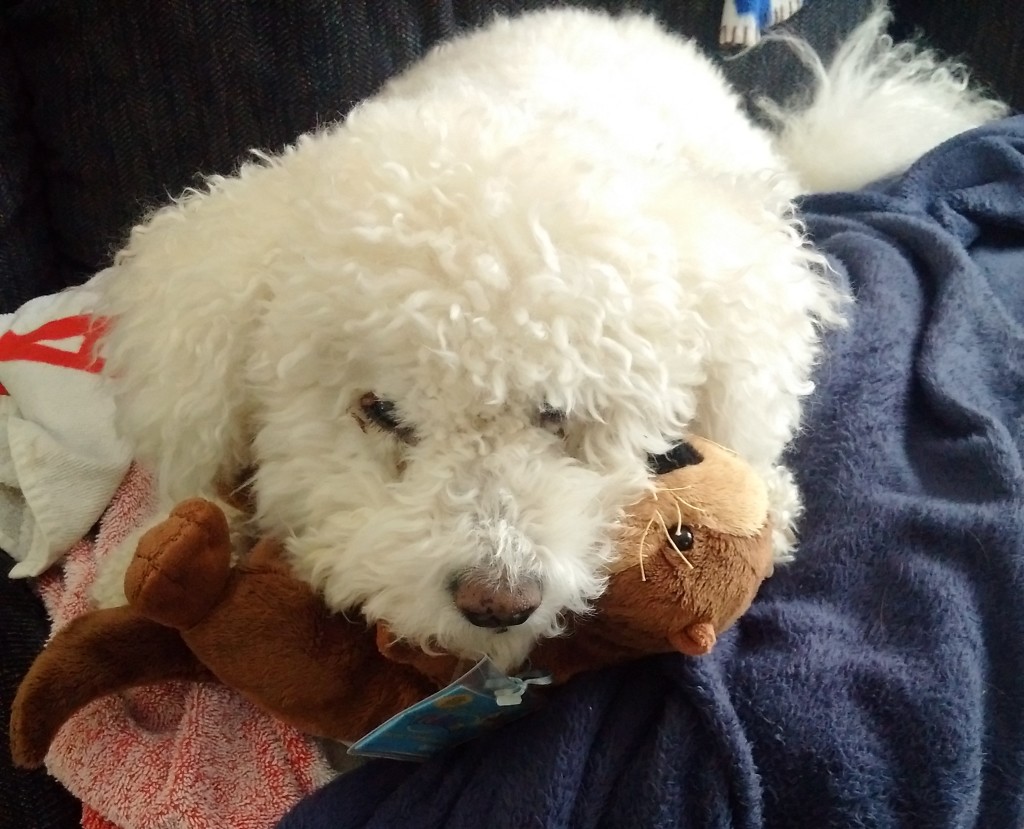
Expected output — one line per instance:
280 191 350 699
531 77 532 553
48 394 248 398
452 574 542 629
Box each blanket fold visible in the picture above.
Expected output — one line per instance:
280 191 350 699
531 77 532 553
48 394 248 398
276 117 1024 829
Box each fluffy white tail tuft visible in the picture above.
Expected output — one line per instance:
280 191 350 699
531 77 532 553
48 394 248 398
763 3 1008 193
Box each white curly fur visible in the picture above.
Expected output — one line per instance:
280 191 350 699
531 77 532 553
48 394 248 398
91 5 1004 670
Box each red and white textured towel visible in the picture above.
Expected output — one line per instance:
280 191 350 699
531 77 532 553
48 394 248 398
36 465 335 829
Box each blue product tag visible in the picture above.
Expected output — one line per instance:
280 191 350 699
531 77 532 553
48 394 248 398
348 657 552 761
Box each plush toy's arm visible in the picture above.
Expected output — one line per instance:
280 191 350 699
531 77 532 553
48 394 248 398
527 627 641 685
10 499 452 767
184 566 450 742
123 497 234 628
120 499 456 743
375 624 465 687
527 618 719 684
9 608 210 768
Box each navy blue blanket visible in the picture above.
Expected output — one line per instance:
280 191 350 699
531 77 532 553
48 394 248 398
278 118 1024 829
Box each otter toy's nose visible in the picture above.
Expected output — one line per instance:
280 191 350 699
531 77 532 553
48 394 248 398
452 574 542 629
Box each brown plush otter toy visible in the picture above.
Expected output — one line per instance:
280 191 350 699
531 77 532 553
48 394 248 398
10 437 772 768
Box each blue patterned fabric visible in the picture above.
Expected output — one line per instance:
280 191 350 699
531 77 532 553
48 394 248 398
734 0 779 28
277 117 1024 829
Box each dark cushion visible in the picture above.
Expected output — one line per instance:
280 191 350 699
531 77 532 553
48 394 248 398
0 555 81 829
0 0 872 313
0 17 64 312
892 0 1024 113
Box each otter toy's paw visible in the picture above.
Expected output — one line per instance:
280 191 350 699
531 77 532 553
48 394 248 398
375 624 464 688
124 499 232 629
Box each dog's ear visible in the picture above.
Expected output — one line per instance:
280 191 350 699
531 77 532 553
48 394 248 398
95 164 281 501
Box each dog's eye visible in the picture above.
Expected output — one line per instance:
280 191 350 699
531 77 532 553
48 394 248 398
358 393 415 442
538 406 566 435
360 393 400 429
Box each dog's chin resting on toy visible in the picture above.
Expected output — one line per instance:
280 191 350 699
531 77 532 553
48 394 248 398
89 5 1005 669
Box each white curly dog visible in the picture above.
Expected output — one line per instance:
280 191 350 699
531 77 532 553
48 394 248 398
91 5 1003 670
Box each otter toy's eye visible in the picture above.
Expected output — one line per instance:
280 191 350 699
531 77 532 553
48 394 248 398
669 526 695 551
358 393 416 443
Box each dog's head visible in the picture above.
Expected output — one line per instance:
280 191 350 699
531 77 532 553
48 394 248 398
97 82 836 668
245 278 705 669
230 124 710 670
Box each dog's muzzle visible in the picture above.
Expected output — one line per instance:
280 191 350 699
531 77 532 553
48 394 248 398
451 571 542 630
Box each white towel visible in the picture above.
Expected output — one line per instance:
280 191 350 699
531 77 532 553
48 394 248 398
0 276 131 578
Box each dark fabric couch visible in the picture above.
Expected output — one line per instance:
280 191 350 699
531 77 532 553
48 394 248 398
0 2 1016 827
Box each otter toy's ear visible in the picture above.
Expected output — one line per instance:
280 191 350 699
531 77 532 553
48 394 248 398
668 622 717 657
647 440 703 475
